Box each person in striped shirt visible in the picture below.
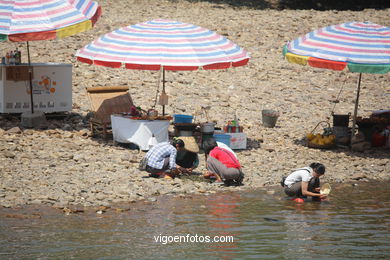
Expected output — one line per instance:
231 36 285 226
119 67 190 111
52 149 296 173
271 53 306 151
144 139 186 179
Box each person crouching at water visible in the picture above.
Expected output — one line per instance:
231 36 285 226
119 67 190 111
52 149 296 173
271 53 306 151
283 163 327 201
203 138 244 185
145 139 186 179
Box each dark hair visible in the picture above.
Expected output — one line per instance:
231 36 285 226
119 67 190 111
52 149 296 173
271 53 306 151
202 137 217 155
310 162 325 175
172 138 185 148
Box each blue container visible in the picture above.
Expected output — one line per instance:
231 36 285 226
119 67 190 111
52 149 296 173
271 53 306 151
213 134 231 147
173 114 193 123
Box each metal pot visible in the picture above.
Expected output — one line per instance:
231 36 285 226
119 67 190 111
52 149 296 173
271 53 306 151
179 130 193 136
201 122 215 133
332 112 350 127
147 109 158 117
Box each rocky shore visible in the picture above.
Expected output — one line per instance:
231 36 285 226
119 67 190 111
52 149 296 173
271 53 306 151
0 0 389 209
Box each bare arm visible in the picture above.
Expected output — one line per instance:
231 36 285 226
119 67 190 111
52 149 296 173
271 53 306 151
301 182 327 198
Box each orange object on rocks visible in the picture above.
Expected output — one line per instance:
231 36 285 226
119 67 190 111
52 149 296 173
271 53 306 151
372 132 386 147
164 175 173 180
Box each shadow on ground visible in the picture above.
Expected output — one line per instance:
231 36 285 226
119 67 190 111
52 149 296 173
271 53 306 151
246 138 262 150
0 112 90 132
293 137 389 160
180 0 390 10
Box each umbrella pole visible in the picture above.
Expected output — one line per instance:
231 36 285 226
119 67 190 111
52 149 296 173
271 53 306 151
27 41 34 114
162 68 165 116
351 73 362 138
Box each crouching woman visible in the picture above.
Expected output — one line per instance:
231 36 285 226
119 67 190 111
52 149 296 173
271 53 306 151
283 162 327 201
203 139 244 185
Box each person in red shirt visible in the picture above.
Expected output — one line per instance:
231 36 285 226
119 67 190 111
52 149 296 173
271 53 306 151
203 138 244 185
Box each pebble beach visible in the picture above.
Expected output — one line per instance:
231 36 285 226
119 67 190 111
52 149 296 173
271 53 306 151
0 0 389 209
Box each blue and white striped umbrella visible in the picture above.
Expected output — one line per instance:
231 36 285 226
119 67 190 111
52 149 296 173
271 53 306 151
283 21 390 74
0 0 101 42
283 21 390 136
0 0 101 114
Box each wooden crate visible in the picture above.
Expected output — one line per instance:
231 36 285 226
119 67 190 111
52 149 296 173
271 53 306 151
86 86 134 138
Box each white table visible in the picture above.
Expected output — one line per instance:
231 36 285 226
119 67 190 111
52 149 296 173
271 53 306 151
111 115 170 150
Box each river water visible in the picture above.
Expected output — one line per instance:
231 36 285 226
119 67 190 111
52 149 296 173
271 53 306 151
1 181 390 259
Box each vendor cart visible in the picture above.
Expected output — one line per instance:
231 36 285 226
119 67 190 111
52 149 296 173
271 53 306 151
0 63 72 113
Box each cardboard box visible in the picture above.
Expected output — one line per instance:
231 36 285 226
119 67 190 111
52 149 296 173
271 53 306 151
6 66 30 81
226 132 247 149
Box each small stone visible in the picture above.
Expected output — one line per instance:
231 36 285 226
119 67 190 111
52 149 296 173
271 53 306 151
351 174 366 181
3 151 15 158
6 127 21 134
62 124 73 131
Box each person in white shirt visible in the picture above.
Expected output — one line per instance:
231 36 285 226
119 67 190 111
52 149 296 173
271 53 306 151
283 163 327 200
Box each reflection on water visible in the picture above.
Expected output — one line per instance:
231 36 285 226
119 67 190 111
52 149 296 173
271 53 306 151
1 181 390 259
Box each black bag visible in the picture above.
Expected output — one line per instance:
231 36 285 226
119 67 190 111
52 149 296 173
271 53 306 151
138 156 148 171
237 169 244 185
280 176 287 187
223 169 244 186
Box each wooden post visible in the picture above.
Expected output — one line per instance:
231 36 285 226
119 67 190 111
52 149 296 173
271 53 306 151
351 73 362 138
162 68 165 116
27 41 34 114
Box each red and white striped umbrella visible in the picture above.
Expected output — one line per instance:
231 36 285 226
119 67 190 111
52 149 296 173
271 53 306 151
76 19 249 70
76 19 250 114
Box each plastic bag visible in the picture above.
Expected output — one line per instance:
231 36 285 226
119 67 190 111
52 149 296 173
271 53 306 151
138 157 148 171
280 176 287 187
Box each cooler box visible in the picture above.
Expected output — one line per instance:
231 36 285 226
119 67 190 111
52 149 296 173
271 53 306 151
0 63 72 113
173 114 193 123
213 134 231 147
226 132 247 149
